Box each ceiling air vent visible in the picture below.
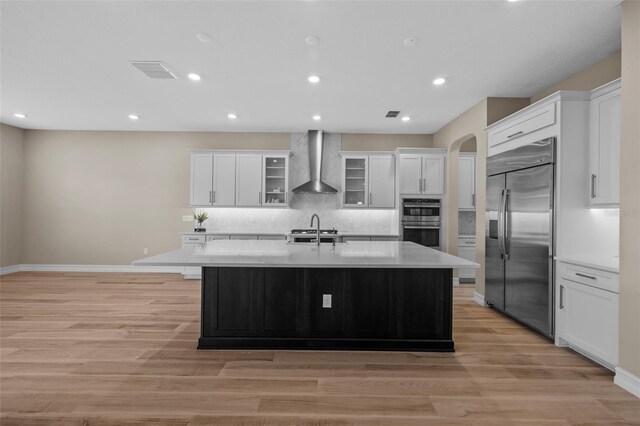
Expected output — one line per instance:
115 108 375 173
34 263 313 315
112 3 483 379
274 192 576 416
385 111 400 118
129 61 178 79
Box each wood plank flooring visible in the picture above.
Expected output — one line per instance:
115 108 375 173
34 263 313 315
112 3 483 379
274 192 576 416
1 272 638 425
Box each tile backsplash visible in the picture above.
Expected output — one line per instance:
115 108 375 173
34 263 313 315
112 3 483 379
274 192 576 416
193 132 398 234
458 210 476 236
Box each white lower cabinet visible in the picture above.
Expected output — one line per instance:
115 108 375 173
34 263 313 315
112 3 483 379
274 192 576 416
457 237 476 280
181 233 285 279
557 261 619 369
230 235 258 240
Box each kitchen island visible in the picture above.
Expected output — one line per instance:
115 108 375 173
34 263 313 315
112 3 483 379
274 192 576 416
134 240 478 352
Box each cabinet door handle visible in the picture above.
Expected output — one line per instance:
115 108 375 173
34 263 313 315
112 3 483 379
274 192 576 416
575 272 596 280
258 191 261 204
591 174 597 198
423 178 426 192
472 193 475 207
209 190 212 203
369 192 372 205
507 130 524 139
559 285 564 309
418 179 422 192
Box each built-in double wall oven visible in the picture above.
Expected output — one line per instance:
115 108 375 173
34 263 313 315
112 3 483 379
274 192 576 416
401 198 441 250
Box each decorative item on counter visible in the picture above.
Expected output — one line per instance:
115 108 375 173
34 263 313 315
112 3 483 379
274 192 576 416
193 211 209 232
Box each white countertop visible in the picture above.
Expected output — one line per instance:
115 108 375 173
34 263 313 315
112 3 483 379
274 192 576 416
180 231 288 236
180 231 400 238
555 254 619 274
135 240 480 269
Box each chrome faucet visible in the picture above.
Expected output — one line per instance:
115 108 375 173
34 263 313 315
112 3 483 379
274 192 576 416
310 214 320 246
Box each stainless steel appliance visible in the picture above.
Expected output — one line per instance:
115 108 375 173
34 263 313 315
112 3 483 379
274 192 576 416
401 198 441 249
486 137 555 339
290 228 338 244
291 130 338 194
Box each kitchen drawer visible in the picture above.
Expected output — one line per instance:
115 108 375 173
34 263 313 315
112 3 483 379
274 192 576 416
207 235 229 241
458 238 476 247
342 236 371 242
489 103 556 148
230 235 258 240
258 235 287 240
371 236 399 241
559 262 619 294
182 234 206 244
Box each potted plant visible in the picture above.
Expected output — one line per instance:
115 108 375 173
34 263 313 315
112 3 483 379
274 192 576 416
193 211 209 232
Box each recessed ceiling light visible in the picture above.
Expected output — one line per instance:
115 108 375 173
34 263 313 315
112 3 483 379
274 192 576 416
403 37 419 46
13 113 27 119
308 75 320 84
227 113 237 119
188 73 201 81
305 35 320 46
128 114 139 120
433 77 446 86
196 32 213 43
508 0 519 2
401 116 411 122
313 115 321 121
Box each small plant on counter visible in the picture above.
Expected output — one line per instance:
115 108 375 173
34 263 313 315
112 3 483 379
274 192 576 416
193 211 209 232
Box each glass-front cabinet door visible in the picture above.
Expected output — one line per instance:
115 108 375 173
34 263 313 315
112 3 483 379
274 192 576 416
262 155 289 207
343 156 368 207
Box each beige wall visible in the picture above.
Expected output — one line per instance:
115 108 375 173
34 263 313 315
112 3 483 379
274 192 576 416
531 50 621 103
0 124 25 268
486 98 531 126
16 130 430 265
434 97 531 297
619 0 640 380
341 133 433 151
434 100 488 296
21 131 289 265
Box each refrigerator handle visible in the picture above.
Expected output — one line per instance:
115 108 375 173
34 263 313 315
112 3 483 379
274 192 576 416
498 189 505 259
503 189 511 260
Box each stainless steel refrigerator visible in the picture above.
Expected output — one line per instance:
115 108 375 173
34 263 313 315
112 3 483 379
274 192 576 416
485 138 555 339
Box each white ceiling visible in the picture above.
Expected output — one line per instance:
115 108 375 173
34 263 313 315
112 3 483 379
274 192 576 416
0 0 621 134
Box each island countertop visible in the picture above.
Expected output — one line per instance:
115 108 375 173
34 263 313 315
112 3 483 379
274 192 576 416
134 240 480 269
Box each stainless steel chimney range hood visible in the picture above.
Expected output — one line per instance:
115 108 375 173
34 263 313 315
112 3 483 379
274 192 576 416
292 130 338 194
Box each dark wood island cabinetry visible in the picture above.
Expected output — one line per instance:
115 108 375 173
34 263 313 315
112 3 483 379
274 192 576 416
199 266 453 351
134 240 478 352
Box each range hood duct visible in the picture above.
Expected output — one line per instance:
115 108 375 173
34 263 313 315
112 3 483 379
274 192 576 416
292 130 338 194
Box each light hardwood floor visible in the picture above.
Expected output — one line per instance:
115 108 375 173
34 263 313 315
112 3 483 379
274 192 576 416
1 272 638 425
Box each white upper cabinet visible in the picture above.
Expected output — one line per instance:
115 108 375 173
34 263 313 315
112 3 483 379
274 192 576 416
397 151 445 196
422 155 444 195
235 154 263 206
190 153 213 206
262 155 289 207
368 155 395 208
458 154 476 210
190 151 289 208
398 155 422 195
212 154 236 206
341 153 395 208
589 80 621 207
343 156 368 206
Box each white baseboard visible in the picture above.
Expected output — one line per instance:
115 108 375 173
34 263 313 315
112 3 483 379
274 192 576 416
615 367 640 399
473 291 485 306
452 277 460 286
1 264 184 275
0 264 21 276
